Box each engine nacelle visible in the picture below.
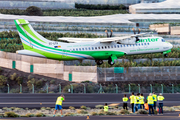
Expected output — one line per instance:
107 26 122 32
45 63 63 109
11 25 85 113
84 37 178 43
116 37 137 44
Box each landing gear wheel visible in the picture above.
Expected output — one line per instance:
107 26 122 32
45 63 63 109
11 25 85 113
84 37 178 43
108 58 115 66
95 60 103 65
164 54 168 57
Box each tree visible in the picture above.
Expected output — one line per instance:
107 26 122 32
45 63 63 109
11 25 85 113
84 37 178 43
26 6 43 16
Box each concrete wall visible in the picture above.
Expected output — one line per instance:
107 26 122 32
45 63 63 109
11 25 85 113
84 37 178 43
0 51 98 82
149 24 170 34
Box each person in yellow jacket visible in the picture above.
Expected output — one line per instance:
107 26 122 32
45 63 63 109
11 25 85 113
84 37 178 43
134 93 140 112
129 92 135 113
147 93 155 116
122 94 128 110
104 103 109 112
157 93 165 115
153 92 157 110
53 94 65 117
140 93 145 109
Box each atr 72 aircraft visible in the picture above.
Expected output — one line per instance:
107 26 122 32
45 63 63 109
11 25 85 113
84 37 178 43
15 19 173 65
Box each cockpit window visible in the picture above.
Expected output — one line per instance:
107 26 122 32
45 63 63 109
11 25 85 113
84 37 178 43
162 39 165 42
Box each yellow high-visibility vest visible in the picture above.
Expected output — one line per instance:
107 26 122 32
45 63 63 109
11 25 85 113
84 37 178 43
147 96 154 104
157 96 164 103
130 95 135 104
122 97 128 103
152 94 157 101
56 96 64 105
134 96 140 104
139 96 144 104
104 106 108 112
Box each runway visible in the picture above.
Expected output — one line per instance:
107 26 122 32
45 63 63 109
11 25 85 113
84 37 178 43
0 93 180 108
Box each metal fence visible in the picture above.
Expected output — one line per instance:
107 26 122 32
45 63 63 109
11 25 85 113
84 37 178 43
1 83 178 94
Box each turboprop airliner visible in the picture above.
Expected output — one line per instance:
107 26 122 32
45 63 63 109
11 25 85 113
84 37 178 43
15 19 173 65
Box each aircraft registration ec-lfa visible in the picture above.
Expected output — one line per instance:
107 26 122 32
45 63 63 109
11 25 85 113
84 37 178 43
15 19 173 65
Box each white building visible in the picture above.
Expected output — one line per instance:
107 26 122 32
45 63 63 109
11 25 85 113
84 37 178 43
129 0 180 14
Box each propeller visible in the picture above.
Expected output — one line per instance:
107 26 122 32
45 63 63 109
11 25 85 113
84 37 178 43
132 28 136 34
138 28 141 34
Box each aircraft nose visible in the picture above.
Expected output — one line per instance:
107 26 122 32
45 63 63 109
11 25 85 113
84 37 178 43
169 43 173 49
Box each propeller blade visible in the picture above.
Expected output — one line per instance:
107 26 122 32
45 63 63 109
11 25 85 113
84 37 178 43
132 28 136 34
105 30 109 38
110 30 113 37
135 36 140 42
138 28 141 34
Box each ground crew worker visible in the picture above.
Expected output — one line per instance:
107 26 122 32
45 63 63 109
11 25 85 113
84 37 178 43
104 103 109 112
140 93 144 109
129 92 135 113
122 94 128 110
147 93 154 116
153 92 157 110
144 101 149 110
134 93 140 112
53 94 65 117
157 93 165 115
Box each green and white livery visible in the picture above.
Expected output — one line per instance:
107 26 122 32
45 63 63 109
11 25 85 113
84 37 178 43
15 19 173 65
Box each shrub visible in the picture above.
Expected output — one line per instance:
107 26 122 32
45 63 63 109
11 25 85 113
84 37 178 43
46 107 51 110
136 109 148 114
98 110 105 115
27 78 36 90
4 111 19 117
119 109 129 114
80 105 87 110
0 113 4 117
35 80 43 88
27 75 33 80
50 80 55 84
95 105 104 109
105 111 117 115
10 73 17 80
16 77 23 84
35 113 45 117
76 110 88 114
91 112 98 116
65 112 75 116
41 107 46 110
69 106 75 110
25 113 35 117
26 6 43 16
0 75 7 88
10 88 19 93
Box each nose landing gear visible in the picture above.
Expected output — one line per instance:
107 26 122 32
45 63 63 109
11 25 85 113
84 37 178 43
164 54 168 57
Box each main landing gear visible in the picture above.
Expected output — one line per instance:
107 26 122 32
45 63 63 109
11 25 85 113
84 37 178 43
95 60 104 65
108 57 115 66
164 54 168 57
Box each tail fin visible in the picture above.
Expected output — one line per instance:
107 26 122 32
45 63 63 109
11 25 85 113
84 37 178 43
14 19 50 50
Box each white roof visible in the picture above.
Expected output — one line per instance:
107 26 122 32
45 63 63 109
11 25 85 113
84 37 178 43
131 0 180 9
1 13 180 24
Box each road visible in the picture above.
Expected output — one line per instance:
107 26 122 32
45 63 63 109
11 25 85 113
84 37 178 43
0 93 180 108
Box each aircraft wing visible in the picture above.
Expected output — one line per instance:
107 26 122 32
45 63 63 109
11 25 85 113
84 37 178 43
58 33 147 44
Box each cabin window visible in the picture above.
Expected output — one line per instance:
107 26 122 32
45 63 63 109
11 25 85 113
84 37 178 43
138 43 140 46
76 48 78 51
98 47 100 49
79 48 81 51
121 45 123 47
73 49 75 51
108 46 110 49
124 45 126 47
82 48 84 50
95 47 97 49
147 43 149 45
162 39 165 42
102 46 104 49
141 43 143 46
117 45 119 48
88 47 91 50
136 44 138 46
133 45 135 47
111 45 113 48
92 47 94 50
144 43 146 45
105 46 107 49
129 45 131 47
127 45 128 47
114 45 116 48
85 48 87 50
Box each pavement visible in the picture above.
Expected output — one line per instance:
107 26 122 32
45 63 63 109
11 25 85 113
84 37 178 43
0 93 180 108
1 112 180 120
